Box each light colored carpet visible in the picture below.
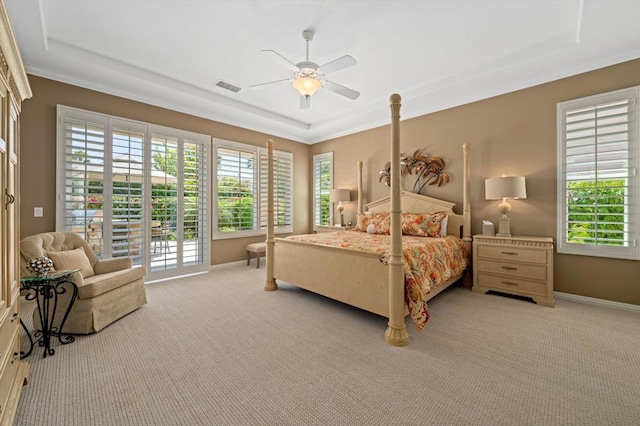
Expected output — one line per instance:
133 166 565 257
15 261 640 425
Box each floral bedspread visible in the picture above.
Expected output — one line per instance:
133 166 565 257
284 231 469 330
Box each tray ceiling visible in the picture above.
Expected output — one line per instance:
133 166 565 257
6 0 640 144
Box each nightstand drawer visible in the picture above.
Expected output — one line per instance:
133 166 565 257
477 273 546 296
477 259 547 280
477 245 546 264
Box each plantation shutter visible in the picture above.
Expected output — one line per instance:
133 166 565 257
557 86 640 260
109 121 146 264
259 149 293 232
59 106 211 279
313 152 333 227
215 145 257 234
183 138 209 264
59 111 108 257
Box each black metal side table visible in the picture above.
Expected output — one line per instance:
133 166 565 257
20 269 79 359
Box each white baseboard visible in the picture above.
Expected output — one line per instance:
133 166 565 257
555 291 640 313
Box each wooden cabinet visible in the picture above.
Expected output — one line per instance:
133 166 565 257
0 2 33 423
472 235 554 307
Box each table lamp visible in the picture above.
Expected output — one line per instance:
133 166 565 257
330 188 351 226
485 176 527 237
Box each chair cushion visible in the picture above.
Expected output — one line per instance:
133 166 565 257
47 247 95 279
246 242 266 253
78 266 146 299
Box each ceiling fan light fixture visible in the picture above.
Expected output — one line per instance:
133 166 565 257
293 76 321 97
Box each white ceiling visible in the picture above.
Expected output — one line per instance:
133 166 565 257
6 0 640 144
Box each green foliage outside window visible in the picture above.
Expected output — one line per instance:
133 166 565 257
319 194 330 226
152 148 201 239
217 176 255 232
567 179 625 245
316 157 332 226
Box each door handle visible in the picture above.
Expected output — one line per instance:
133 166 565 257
4 189 15 208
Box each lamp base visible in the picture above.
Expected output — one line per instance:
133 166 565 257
497 215 511 237
337 204 345 227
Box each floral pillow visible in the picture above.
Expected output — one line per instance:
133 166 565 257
401 211 448 237
355 212 391 235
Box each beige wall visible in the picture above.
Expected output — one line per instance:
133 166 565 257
20 75 311 265
311 58 640 306
20 59 640 305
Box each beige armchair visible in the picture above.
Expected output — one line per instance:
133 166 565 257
20 232 147 334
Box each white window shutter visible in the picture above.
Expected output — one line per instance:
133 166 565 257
215 144 257 235
59 110 108 258
313 152 333 227
557 86 640 260
259 149 293 232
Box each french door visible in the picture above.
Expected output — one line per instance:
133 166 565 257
148 128 209 280
57 106 210 281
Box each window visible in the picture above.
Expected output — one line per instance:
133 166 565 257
213 139 293 238
57 106 211 280
259 148 293 232
313 152 333 228
557 86 640 260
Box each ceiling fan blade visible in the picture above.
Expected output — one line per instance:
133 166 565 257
319 55 357 75
300 95 311 109
262 49 300 72
322 80 360 100
250 78 291 89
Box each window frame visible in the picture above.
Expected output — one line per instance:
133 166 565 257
212 138 293 240
312 152 333 230
556 86 640 260
259 146 293 234
56 105 212 278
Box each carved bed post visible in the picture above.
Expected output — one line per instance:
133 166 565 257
385 94 409 347
264 139 277 291
357 161 363 215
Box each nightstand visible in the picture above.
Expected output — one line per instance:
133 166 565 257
316 225 355 234
472 235 554 307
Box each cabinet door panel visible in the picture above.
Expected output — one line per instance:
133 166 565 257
6 104 18 301
0 135 6 309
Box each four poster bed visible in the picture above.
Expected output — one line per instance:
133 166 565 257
264 94 472 346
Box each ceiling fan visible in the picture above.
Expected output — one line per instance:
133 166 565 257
250 29 360 109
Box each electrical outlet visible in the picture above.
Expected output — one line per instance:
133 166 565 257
34 207 43 217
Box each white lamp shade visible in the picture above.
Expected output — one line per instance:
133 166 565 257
485 176 527 200
330 188 351 203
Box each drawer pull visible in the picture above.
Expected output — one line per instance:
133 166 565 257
10 313 19 323
501 266 518 270
501 281 518 286
501 251 519 255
